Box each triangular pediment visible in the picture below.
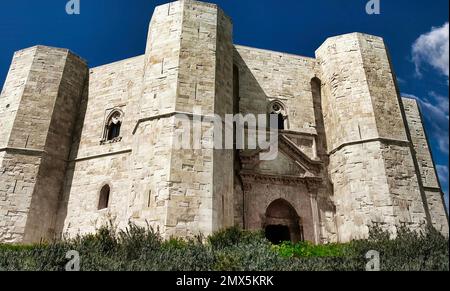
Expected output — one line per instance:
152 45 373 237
257 151 307 176
239 133 322 180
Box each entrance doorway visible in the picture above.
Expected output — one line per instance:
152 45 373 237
264 199 303 244
265 225 291 243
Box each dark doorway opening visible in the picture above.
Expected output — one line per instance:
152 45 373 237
265 225 291 244
264 199 304 243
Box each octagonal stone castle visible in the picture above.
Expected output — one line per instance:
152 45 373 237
0 0 448 244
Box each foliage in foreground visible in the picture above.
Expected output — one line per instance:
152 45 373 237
0 225 448 271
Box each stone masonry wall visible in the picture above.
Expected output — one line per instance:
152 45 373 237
60 55 144 238
129 0 184 237
0 47 37 243
24 50 88 242
233 45 318 133
0 46 87 243
0 48 35 149
213 7 234 229
316 33 428 241
402 98 449 235
164 0 234 237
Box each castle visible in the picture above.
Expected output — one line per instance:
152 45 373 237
0 0 448 244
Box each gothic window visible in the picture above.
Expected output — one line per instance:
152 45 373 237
268 100 288 130
98 185 110 210
102 109 123 144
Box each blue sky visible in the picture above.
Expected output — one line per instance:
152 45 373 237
0 0 448 207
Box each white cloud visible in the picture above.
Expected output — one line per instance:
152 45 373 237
412 22 449 79
403 93 448 123
437 165 449 185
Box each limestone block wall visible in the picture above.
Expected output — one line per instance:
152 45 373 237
316 34 379 150
213 7 235 230
129 116 176 235
358 35 408 141
402 99 440 189
24 50 88 242
402 98 449 235
131 0 234 238
68 56 144 158
129 0 184 237
233 45 318 133
0 48 35 149
326 141 392 240
0 153 42 243
164 0 234 237
60 55 144 237
316 33 428 241
0 46 88 243
0 48 36 243
139 1 182 118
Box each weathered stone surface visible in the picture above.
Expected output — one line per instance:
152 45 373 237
402 98 449 235
315 33 441 241
0 46 88 243
0 0 447 244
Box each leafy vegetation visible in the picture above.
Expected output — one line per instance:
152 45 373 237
273 241 348 258
0 225 447 271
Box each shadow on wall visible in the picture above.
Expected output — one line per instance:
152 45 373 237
233 48 272 117
54 78 90 238
233 47 273 229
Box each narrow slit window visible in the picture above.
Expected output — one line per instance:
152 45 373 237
98 185 110 210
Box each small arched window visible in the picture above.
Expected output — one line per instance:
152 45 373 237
268 100 288 130
102 109 123 144
98 185 110 210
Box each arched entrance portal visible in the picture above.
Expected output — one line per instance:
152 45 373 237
264 199 303 244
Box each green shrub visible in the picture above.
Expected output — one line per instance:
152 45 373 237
0 224 447 271
207 226 264 250
347 225 449 271
273 241 348 258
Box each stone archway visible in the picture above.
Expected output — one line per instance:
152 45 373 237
264 199 304 244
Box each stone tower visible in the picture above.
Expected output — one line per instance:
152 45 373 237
130 0 234 238
0 46 88 243
315 33 440 241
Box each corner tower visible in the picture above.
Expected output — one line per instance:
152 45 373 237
316 33 430 241
131 0 234 238
0 46 88 243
